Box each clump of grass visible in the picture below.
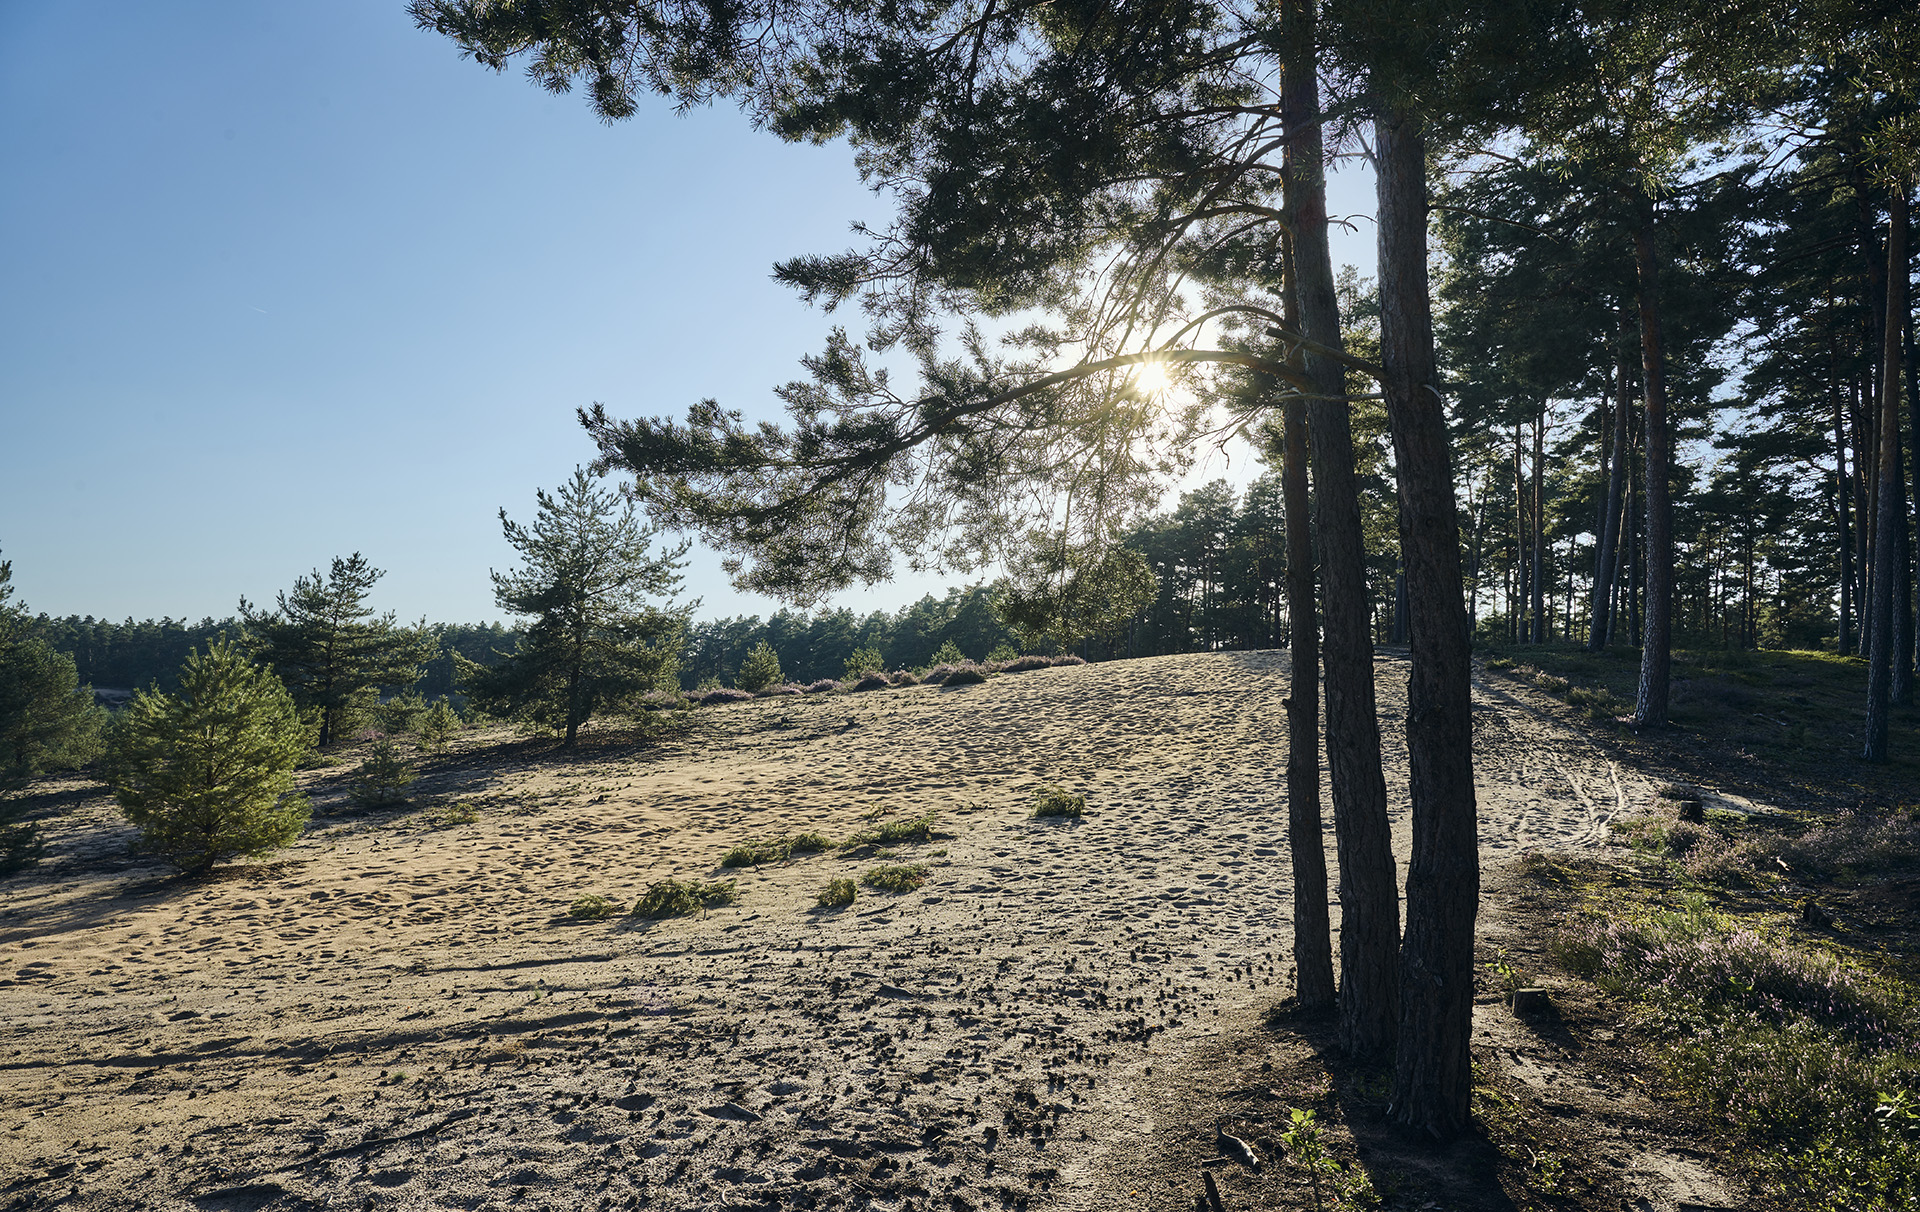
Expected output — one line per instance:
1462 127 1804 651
1485 656 1516 671
567 894 621 920
1031 785 1086 819
841 810 939 849
632 878 737 919
422 801 479 829
862 863 930 893
720 831 837 868
1566 684 1631 719
1533 672 1571 695
1553 891 1920 1209
816 878 856 908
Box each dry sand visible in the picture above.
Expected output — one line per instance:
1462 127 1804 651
2 651 1681 1211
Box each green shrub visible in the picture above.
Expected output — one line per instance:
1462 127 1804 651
416 698 461 752
109 639 311 872
842 810 939 849
721 831 836 867
737 642 784 693
817 877 857 908
377 691 428 737
567 894 621 920
862 863 930 893
349 737 418 808
843 646 886 679
1031 785 1086 819
928 640 967 666
632 877 737 918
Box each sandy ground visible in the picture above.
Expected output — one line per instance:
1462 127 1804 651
1 651 1714 1211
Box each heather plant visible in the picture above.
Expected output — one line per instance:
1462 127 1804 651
887 670 919 686
852 671 891 692
1781 808 1920 878
1002 654 1055 673
1553 893 1920 1209
736 641 783 693
763 683 804 696
941 664 988 686
862 862 930 892
632 877 737 918
803 678 840 694
1050 654 1086 666
697 687 756 706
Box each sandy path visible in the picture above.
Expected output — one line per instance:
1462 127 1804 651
1 651 1652 1211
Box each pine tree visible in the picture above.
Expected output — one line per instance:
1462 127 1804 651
109 639 311 873
460 469 690 747
241 554 435 747
736 641 783 692
0 550 104 876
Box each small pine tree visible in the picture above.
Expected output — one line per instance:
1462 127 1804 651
927 640 967 666
349 737 417 808
416 698 460 752
376 690 428 736
736 642 783 692
843 646 886 679
110 639 311 872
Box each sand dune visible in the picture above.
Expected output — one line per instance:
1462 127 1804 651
1 651 1660 1211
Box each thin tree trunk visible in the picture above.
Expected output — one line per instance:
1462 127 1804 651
1377 107 1478 1140
1632 198 1674 727
1514 424 1526 642
1283 0 1397 1056
1592 317 1632 650
1272 227 1335 1011
1531 402 1546 643
1836 342 1853 654
1865 184 1907 761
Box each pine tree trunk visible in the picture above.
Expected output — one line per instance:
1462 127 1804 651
1376 107 1478 1140
1836 350 1853 655
1281 358 1336 1012
1591 318 1632 650
1632 199 1674 727
1531 404 1546 643
1866 185 1909 760
1283 0 1397 1056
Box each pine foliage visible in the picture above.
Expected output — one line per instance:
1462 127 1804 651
109 639 311 872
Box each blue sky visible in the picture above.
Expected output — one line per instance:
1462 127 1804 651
1 1 1377 627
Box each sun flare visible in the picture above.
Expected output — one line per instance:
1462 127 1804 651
1133 359 1171 395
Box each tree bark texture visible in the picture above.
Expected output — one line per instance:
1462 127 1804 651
1375 109 1479 1140
1283 0 1397 1056
1865 184 1908 761
1591 317 1632 650
1632 200 1674 727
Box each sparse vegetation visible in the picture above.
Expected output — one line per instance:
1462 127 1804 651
632 877 737 918
349 736 418 808
1554 887 1920 1210
720 831 835 868
567 894 621 920
816 877 857 908
842 810 939 849
862 863 930 892
1030 785 1086 819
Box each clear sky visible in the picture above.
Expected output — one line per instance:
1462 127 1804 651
1 1 1378 627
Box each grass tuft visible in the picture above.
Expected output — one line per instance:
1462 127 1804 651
1031 785 1086 819
567 894 621 920
816 877 856 908
862 863 930 893
720 831 837 868
841 810 940 849
632 878 737 919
